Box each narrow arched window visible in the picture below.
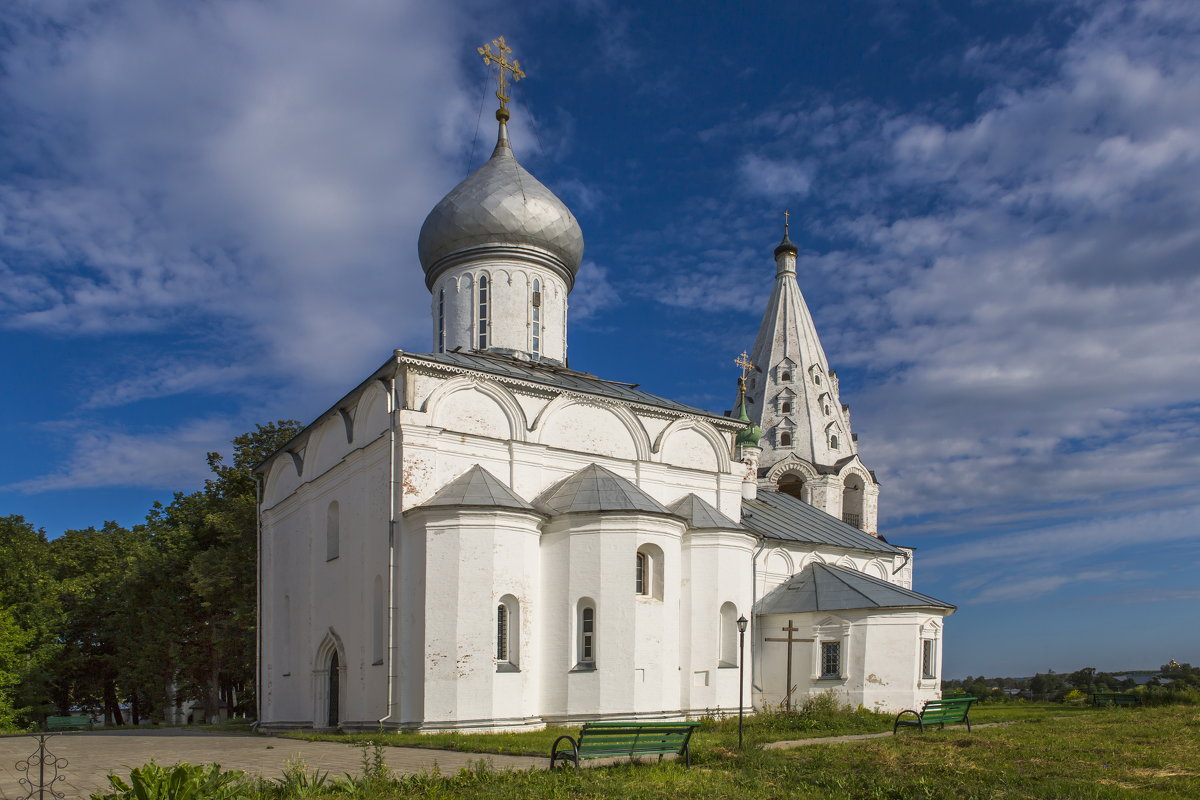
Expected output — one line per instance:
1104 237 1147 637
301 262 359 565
437 288 445 353
830 434 839 450
719 602 738 667
496 595 519 669
842 475 865 530
814 371 822 385
531 278 542 357
326 501 340 561
635 544 664 600
780 370 791 382
496 604 509 661
780 431 792 447
781 401 792 414
477 275 490 349
578 602 596 666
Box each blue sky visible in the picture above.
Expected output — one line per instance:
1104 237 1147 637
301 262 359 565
2 0 1197 678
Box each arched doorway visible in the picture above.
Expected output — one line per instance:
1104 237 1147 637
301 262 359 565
327 651 340 727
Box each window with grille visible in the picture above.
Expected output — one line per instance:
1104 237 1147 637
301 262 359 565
635 551 647 595
477 275 489 349
496 604 509 662
437 288 445 353
579 605 595 664
922 639 936 679
531 278 541 356
821 641 841 678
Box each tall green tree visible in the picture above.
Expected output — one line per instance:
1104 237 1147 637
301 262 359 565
0 515 58 727
145 420 301 722
49 522 150 723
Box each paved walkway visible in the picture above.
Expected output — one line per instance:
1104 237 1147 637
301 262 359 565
0 730 544 799
762 721 1010 749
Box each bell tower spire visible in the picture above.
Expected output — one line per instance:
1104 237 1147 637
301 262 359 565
741 217 879 533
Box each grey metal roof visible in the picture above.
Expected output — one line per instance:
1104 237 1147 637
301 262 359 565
757 563 955 614
741 491 901 555
415 465 534 512
406 350 734 423
668 494 744 531
418 122 584 282
536 464 671 516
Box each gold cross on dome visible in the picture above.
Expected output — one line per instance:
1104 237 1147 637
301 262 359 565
478 36 526 118
784 209 790 237
734 351 755 379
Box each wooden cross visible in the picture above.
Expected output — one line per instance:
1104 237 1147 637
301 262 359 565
478 36 526 117
764 618 814 711
734 351 755 380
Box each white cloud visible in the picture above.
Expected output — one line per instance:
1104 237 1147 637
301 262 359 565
706 0 1200 540
83 362 255 409
3 419 235 493
0 0 478 393
738 154 815 197
924 506 1199 571
570 260 620 322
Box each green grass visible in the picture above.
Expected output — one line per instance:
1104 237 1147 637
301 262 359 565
273 705 1200 799
280 694 896 756
280 700 1085 757
968 699 1098 724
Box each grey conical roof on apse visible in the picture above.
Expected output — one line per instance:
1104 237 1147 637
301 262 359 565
757 563 955 615
668 494 744 530
536 464 671 516
417 465 534 511
417 121 584 284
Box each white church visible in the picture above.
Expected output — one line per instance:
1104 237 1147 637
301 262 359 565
255 52 954 731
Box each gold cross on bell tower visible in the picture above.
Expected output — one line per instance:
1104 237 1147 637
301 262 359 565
478 36 526 122
734 351 755 380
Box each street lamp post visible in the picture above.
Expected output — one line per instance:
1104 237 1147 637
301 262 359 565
736 614 748 749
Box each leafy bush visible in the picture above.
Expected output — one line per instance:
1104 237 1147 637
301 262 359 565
1130 684 1200 706
90 761 250 800
270 757 329 797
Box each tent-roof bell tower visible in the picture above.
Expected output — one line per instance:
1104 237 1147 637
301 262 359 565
742 213 880 534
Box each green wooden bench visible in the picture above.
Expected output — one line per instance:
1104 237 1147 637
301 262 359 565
45 714 93 731
1091 692 1140 707
893 697 976 734
550 720 702 768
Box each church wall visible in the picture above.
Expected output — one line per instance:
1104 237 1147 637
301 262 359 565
754 609 950 713
260 436 392 729
406 508 543 731
680 530 756 716
539 513 688 723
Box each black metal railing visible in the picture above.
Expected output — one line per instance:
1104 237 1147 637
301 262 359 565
16 734 68 800
841 513 861 528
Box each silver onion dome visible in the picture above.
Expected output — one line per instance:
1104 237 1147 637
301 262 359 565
418 122 584 287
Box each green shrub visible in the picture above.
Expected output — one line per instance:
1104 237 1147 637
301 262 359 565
90 761 250 800
270 757 330 797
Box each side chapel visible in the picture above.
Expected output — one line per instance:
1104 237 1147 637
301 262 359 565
256 40 954 731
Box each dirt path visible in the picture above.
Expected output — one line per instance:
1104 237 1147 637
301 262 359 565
0 729 543 799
